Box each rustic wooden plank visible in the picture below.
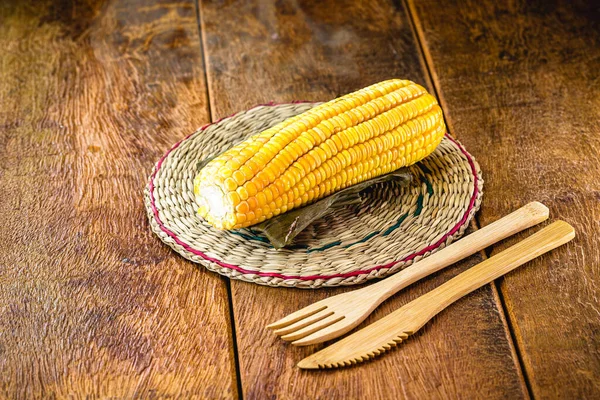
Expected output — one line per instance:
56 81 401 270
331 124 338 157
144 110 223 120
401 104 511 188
408 0 600 397
200 0 528 398
0 0 236 398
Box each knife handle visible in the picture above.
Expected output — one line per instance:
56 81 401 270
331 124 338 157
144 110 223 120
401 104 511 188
406 220 574 330
369 201 549 302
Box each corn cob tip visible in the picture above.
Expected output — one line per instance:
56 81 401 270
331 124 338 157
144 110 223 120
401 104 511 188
194 177 236 230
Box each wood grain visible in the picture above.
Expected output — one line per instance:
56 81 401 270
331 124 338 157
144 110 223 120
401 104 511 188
408 0 600 397
0 0 236 397
200 0 527 398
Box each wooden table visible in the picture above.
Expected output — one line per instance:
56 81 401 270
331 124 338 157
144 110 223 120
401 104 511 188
1 0 598 398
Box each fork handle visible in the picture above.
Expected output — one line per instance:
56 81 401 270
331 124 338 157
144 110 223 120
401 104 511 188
365 202 550 303
407 220 574 327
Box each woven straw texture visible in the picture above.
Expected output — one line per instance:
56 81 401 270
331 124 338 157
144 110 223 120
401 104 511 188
145 103 483 288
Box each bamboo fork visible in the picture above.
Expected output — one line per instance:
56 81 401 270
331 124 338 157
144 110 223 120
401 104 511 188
298 220 575 369
267 202 550 346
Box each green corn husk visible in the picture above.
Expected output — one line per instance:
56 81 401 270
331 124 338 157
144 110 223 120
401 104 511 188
252 168 412 249
196 157 215 170
196 157 412 249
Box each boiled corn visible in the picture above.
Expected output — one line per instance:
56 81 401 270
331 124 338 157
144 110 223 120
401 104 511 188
194 79 445 230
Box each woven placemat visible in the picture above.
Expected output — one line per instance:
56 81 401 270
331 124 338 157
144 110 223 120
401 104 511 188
145 102 483 288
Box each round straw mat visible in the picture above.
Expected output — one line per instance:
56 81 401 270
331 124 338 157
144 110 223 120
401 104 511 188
145 102 483 288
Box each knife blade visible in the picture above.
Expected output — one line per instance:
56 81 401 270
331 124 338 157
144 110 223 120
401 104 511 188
297 305 418 369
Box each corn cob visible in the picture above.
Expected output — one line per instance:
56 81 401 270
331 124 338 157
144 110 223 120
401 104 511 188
194 79 446 230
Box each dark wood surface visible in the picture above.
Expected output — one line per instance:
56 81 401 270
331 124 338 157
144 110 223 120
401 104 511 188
409 0 600 397
0 0 236 398
0 0 597 398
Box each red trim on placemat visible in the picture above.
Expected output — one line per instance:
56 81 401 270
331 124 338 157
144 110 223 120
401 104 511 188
148 103 479 281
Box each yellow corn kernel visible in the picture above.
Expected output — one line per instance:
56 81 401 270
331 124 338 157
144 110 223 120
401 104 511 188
256 192 267 207
236 201 250 214
227 191 241 207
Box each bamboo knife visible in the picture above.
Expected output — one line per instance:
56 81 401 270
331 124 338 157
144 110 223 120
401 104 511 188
298 220 575 369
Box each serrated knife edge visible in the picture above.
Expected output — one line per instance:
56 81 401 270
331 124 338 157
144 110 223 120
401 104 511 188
297 307 419 369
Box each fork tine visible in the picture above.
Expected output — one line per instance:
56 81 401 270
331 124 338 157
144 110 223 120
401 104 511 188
291 318 354 346
266 303 328 330
280 314 345 342
273 309 334 336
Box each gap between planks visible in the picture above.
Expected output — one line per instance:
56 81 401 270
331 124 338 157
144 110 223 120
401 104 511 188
403 0 532 397
194 1 243 398
196 0 216 122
